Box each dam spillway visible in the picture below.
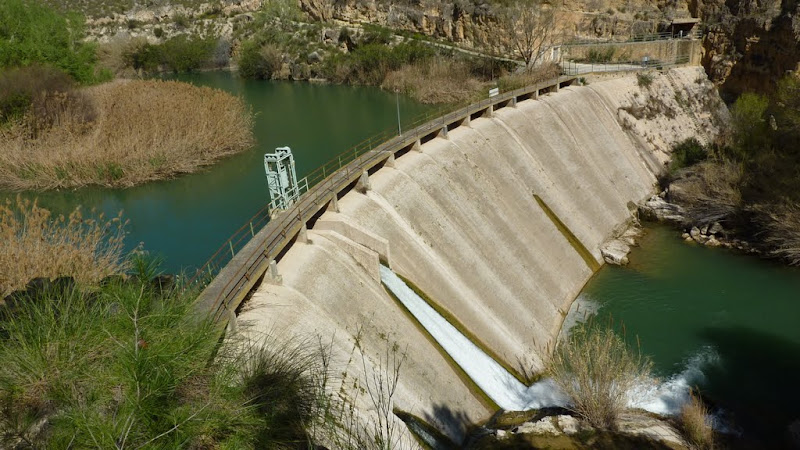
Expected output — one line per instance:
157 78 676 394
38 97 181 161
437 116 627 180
233 67 726 442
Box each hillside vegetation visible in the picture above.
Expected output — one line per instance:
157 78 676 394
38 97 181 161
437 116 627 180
0 0 254 191
665 75 800 264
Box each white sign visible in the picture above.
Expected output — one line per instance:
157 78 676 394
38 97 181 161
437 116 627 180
489 87 499 97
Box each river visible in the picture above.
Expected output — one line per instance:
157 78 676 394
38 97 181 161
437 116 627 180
579 225 800 446
0 72 433 273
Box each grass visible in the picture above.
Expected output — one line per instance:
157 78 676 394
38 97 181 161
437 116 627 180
0 197 127 297
0 78 253 190
548 324 652 430
0 269 345 448
679 391 714 450
0 201 419 448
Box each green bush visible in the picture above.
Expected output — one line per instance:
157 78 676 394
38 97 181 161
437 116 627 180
123 35 216 73
636 72 653 88
0 0 105 84
324 40 434 85
237 41 282 79
160 35 216 72
730 92 769 159
670 138 708 172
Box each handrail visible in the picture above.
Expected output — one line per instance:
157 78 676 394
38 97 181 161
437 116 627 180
191 75 578 322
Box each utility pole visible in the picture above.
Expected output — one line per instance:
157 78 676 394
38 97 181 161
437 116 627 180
396 90 402 135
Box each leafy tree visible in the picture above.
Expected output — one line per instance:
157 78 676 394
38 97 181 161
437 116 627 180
730 92 769 159
0 0 104 84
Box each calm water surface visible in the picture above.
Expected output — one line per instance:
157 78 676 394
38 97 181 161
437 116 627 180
1 72 433 272
581 225 800 445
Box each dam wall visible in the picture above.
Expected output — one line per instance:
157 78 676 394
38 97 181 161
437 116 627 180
234 67 727 443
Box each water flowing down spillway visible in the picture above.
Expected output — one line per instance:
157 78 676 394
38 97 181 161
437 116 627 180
380 265 568 411
381 265 702 415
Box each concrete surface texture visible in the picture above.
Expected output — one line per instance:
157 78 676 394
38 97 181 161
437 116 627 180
234 67 726 443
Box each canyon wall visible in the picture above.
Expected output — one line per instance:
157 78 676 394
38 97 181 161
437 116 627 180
234 67 726 444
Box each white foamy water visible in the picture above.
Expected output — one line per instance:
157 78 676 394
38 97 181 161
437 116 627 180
381 265 715 415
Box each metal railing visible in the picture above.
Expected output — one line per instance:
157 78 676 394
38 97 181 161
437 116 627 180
186 100 472 289
563 29 702 47
191 76 576 322
560 54 691 76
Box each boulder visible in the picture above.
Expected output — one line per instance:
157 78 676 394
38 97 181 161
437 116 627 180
709 221 724 235
307 50 323 63
638 196 685 223
557 415 580 435
601 240 631 265
515 417 559 435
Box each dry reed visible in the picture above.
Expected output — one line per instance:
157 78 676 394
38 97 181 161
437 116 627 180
0 197 127 296
0 79 253 190
382 60 484 104
549 326 652 430
679 391 715 449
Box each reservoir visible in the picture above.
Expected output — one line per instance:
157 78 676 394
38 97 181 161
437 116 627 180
0 71 433 273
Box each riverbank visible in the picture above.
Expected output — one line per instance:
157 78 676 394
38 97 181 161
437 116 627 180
0 76 253 190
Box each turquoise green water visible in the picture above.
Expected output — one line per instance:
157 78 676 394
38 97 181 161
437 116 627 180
581 225 800 445
1 72 433 273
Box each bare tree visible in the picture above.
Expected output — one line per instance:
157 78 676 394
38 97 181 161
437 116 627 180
500 0 559 69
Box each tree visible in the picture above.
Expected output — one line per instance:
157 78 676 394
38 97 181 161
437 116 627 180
0 0 102 84
500 0 558 69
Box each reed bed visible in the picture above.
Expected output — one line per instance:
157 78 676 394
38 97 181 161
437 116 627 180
382 59 485 104
0 197 127 297
0 79 253 190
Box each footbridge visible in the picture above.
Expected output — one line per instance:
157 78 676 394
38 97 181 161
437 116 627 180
191 75 577 324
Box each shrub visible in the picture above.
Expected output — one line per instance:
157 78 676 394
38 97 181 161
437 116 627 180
118 35 216 73
636 72 654 88
159 35 216 73
0 65 97 139
730 92 769 159
548 325 652 430
324 41 434 85
0 80 253 190
680 391 715 450
0 197 127 297
670 138 708 172
0 0 103 84
238 41 283 79
586 46 616 63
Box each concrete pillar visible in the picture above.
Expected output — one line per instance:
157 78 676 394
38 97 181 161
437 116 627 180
511 97 517 108
412 139 422 153
484 105 494 118
264 259 283 285
328 194 340 213
463 114 471 127
298 223 310 244
386 152 396 168
356 170 370 192
554 82 560 93
534 90 539 99
439 125 448 139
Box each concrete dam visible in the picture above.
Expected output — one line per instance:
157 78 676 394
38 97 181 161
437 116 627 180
227 67 725 443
